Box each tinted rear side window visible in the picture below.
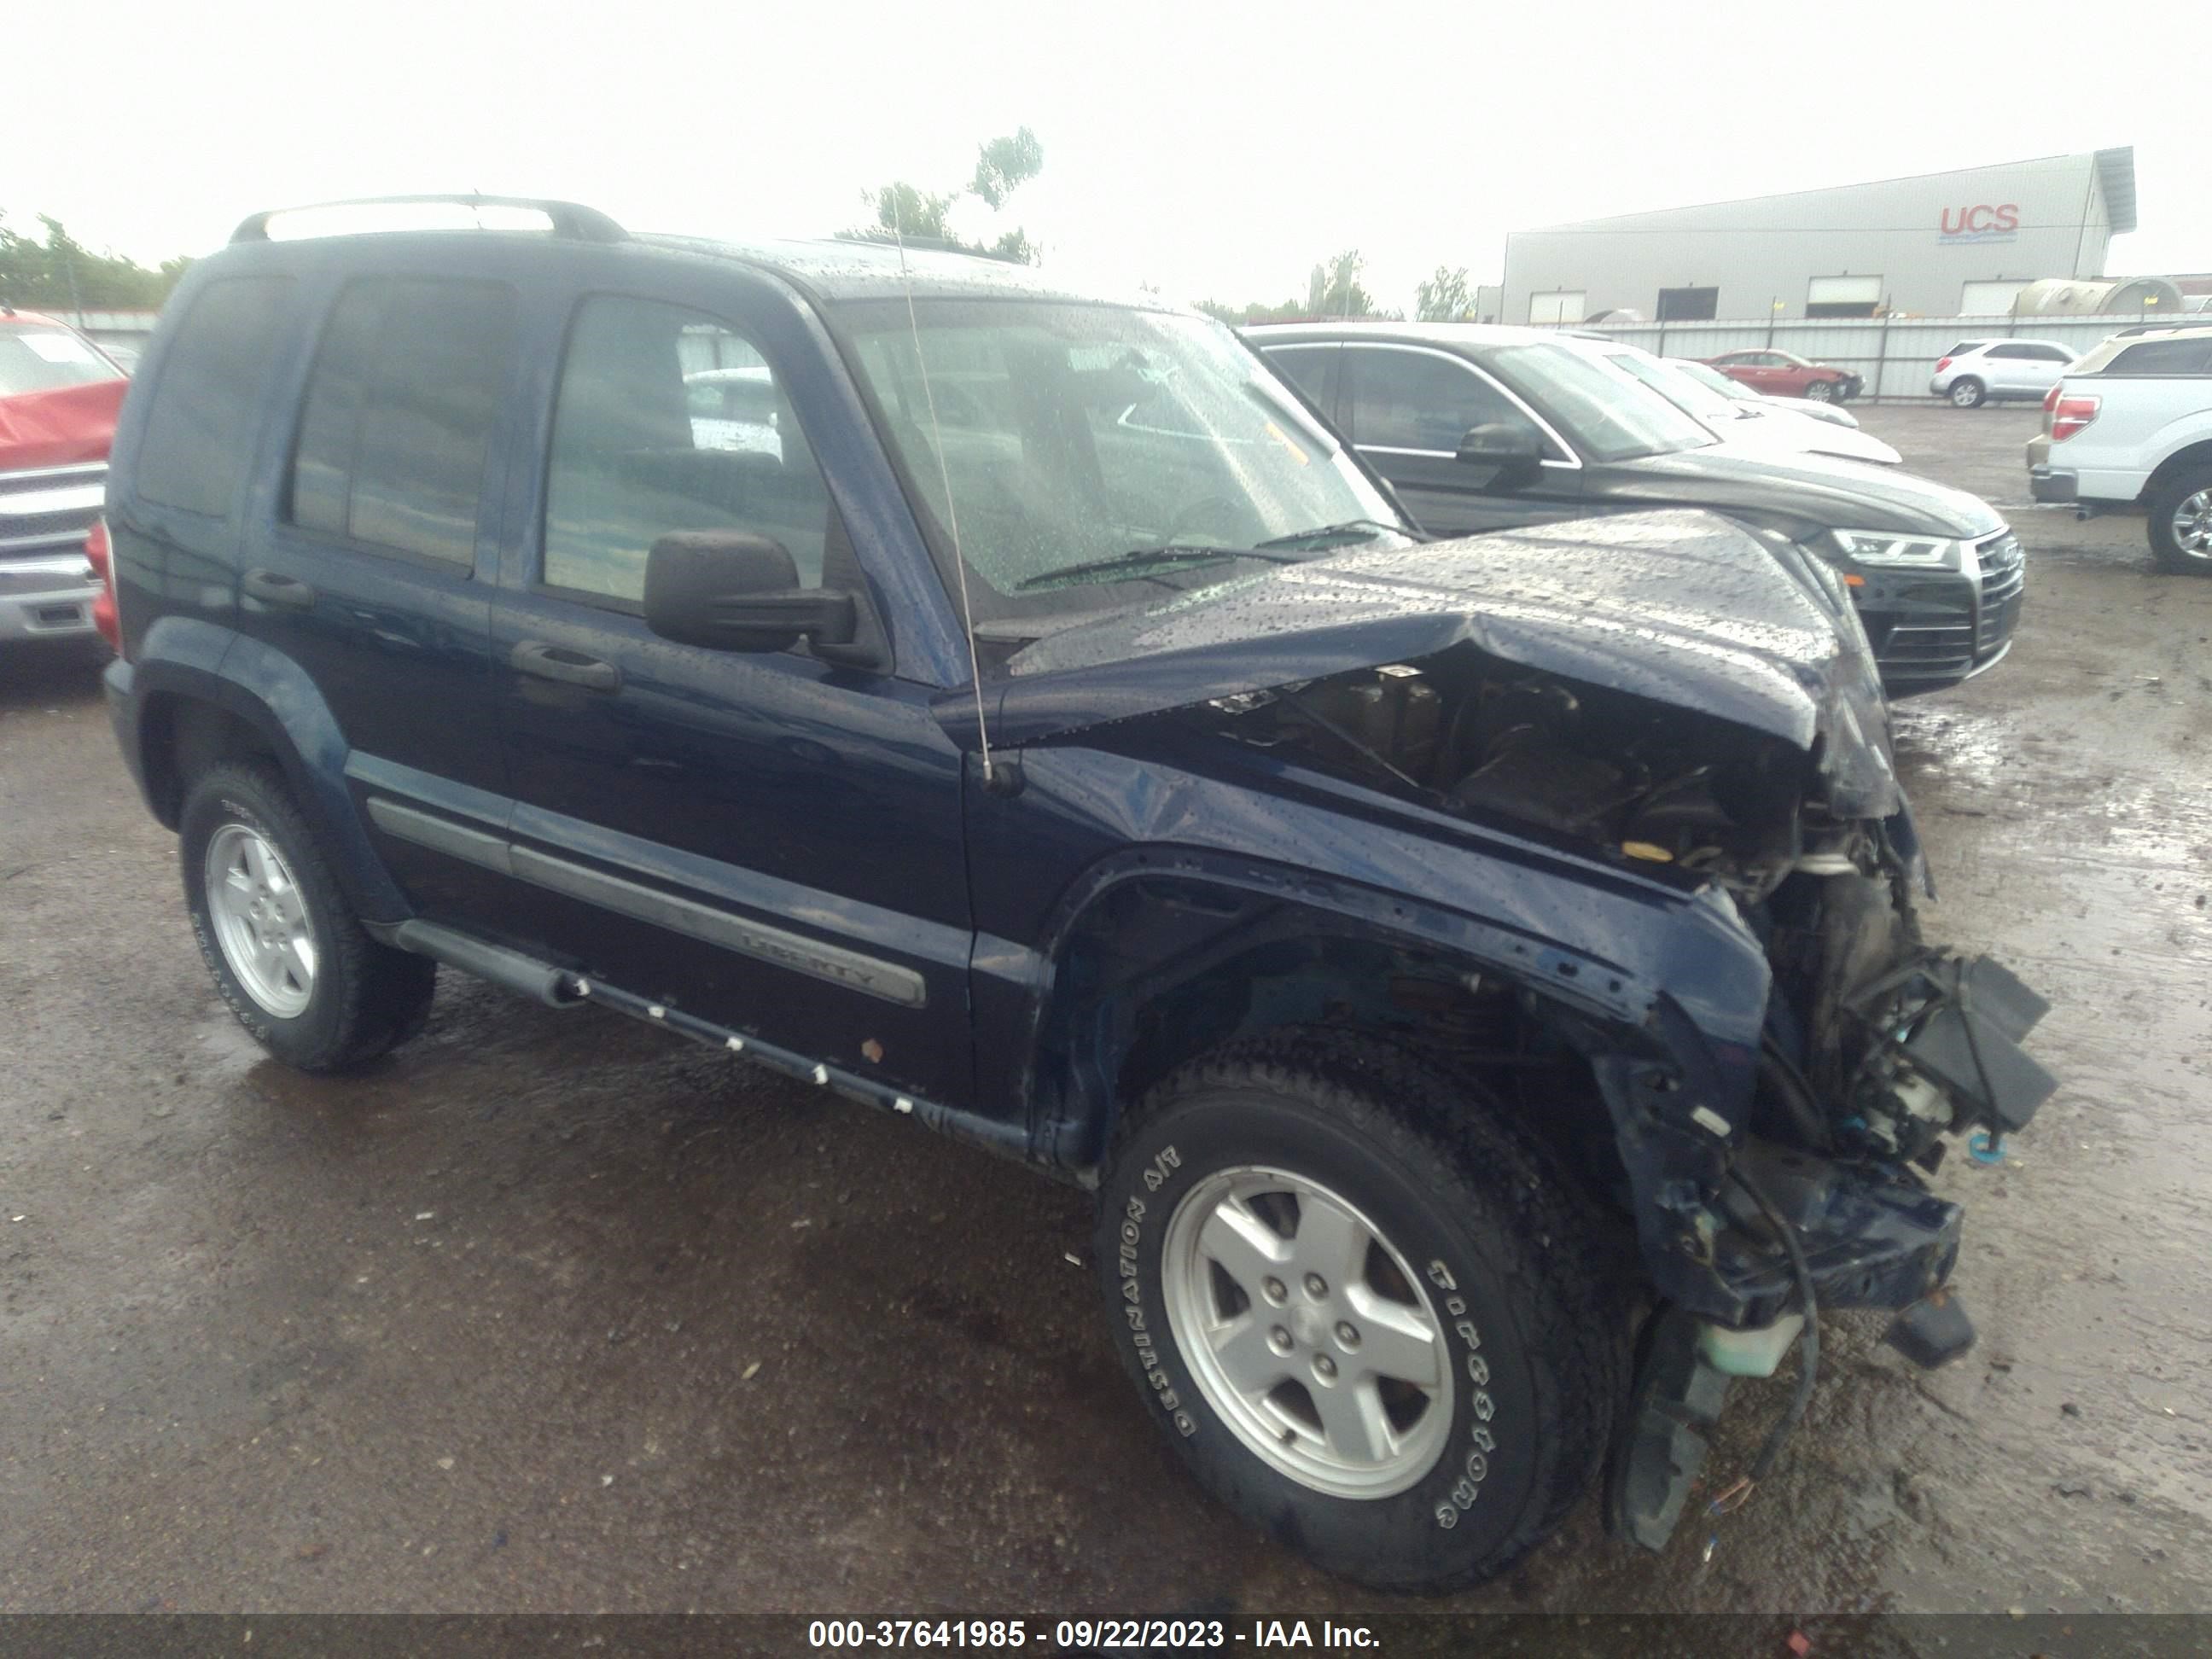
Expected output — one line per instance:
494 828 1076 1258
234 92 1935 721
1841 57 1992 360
136 276 296 516
2110 339 2212 376
1345 347 1526 451
289 277 515 564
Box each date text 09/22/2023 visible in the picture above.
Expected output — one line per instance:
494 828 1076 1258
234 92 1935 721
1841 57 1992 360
806 1618 1382 1649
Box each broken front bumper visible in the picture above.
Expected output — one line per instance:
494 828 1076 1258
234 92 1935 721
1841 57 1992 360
1604 947 2056 1551
1596 944 2056 1333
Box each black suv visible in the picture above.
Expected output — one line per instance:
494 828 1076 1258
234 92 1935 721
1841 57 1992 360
1249 323 2026 696
102 196 2052 1592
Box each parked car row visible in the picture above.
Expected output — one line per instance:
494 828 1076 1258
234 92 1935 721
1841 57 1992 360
0 308 129 647
2028 323 2212 571
1253 321 2018 693
1662 354 1871 430
89 195 2054 1597
1553 330 2175 424
1703 347 1861 403
1929 338 2076 408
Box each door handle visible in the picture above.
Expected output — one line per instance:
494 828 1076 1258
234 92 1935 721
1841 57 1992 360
509 639 621 692
243 568 317 610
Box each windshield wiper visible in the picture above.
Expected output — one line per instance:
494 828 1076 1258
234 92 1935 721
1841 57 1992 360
1253 518 1412 551
1015 544 1299 592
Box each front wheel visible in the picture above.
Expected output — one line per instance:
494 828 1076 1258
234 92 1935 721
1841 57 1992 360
180 761 436 1073
1804 380 1835 402
1949 377 1987 409
2148 465 2212 573
1094 1031 1627 1592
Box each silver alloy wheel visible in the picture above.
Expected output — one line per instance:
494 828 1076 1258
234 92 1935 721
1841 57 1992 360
1951 381 1981 408
1805 380 1834 402
1161 1165 1454 1499
204 823 318 1018
2172 488 2212 560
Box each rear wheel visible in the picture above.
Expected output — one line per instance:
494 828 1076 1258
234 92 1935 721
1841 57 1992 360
1949 377 1986 409
2148 464 2212 573
1094 1030 1627 1592
180 762 436 1072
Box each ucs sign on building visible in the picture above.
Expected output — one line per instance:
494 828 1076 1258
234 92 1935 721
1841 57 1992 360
1505 149 2133 325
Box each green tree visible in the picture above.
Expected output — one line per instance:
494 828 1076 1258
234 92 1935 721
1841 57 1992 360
845 126 1045 264
1196 249 1423 324
969 127 1045 209
0 215 189 311
1415 265 1473 322
1307 249 1374 317
862 182 958 244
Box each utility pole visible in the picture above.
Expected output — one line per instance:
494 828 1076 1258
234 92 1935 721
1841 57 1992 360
63 242 86 329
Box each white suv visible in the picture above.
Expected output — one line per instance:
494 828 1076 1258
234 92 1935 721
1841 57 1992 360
1930 339 2077 408
2027 325 2212 572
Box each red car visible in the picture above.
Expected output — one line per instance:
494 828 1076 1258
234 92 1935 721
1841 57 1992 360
1703 349 1862 404
1 308 128 650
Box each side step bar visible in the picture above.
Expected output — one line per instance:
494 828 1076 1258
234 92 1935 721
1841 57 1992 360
389 919 584 1008
371 917 1039 1173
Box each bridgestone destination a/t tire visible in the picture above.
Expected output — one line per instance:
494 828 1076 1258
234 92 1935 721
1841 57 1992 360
1094 1030 1627 1592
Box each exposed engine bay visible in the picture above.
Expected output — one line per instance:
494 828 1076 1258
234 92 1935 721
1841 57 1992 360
1187 648 2056 1173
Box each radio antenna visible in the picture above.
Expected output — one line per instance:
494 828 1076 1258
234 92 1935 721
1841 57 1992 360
889 195 996 785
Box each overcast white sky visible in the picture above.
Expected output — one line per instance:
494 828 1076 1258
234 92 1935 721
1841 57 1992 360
14 0 2209 312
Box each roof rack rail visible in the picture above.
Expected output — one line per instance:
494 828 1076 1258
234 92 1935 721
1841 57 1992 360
230 195 628 246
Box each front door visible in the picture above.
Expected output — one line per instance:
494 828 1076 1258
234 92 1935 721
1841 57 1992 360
489 289 973 1104
1339 343 1586 538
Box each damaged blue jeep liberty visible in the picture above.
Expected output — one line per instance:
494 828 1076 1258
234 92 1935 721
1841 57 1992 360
101 196 2052 1591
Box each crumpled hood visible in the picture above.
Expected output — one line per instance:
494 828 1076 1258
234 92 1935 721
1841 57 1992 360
1602 445 2001 538
953 509 1901 818
0 378 126 473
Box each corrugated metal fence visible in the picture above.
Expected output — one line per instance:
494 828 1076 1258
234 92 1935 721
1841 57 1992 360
1568 313 2179 401
46 306 2192 402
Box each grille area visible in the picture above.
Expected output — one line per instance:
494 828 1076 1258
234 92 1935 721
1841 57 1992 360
1880 620 1975 678
0 463 107 563
1975 532 2024 661
1871 530 2025 684
1877 577 1976 680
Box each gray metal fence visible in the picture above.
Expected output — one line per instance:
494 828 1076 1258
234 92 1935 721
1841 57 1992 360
1566 312 2188 401
42 305 2200 403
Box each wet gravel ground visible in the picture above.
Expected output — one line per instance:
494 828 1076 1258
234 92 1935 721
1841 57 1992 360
1 404 2206 1618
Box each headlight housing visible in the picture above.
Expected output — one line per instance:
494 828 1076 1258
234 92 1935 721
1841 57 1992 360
1823 528 1958 568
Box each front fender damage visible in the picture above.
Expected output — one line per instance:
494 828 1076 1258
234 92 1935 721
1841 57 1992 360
980 510 2057 1555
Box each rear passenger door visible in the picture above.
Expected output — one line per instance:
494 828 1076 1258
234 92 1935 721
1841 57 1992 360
241 270 521 925
1339 343 1586 537
486 287 974 1104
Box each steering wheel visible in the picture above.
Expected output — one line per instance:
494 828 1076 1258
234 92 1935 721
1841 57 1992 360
1163 494 1243 545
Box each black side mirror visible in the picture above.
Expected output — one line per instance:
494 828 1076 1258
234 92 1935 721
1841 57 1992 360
643 530 856 654
1457 422 1545 475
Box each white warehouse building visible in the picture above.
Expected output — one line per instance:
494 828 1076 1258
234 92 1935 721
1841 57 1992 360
1501 149 2136 325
